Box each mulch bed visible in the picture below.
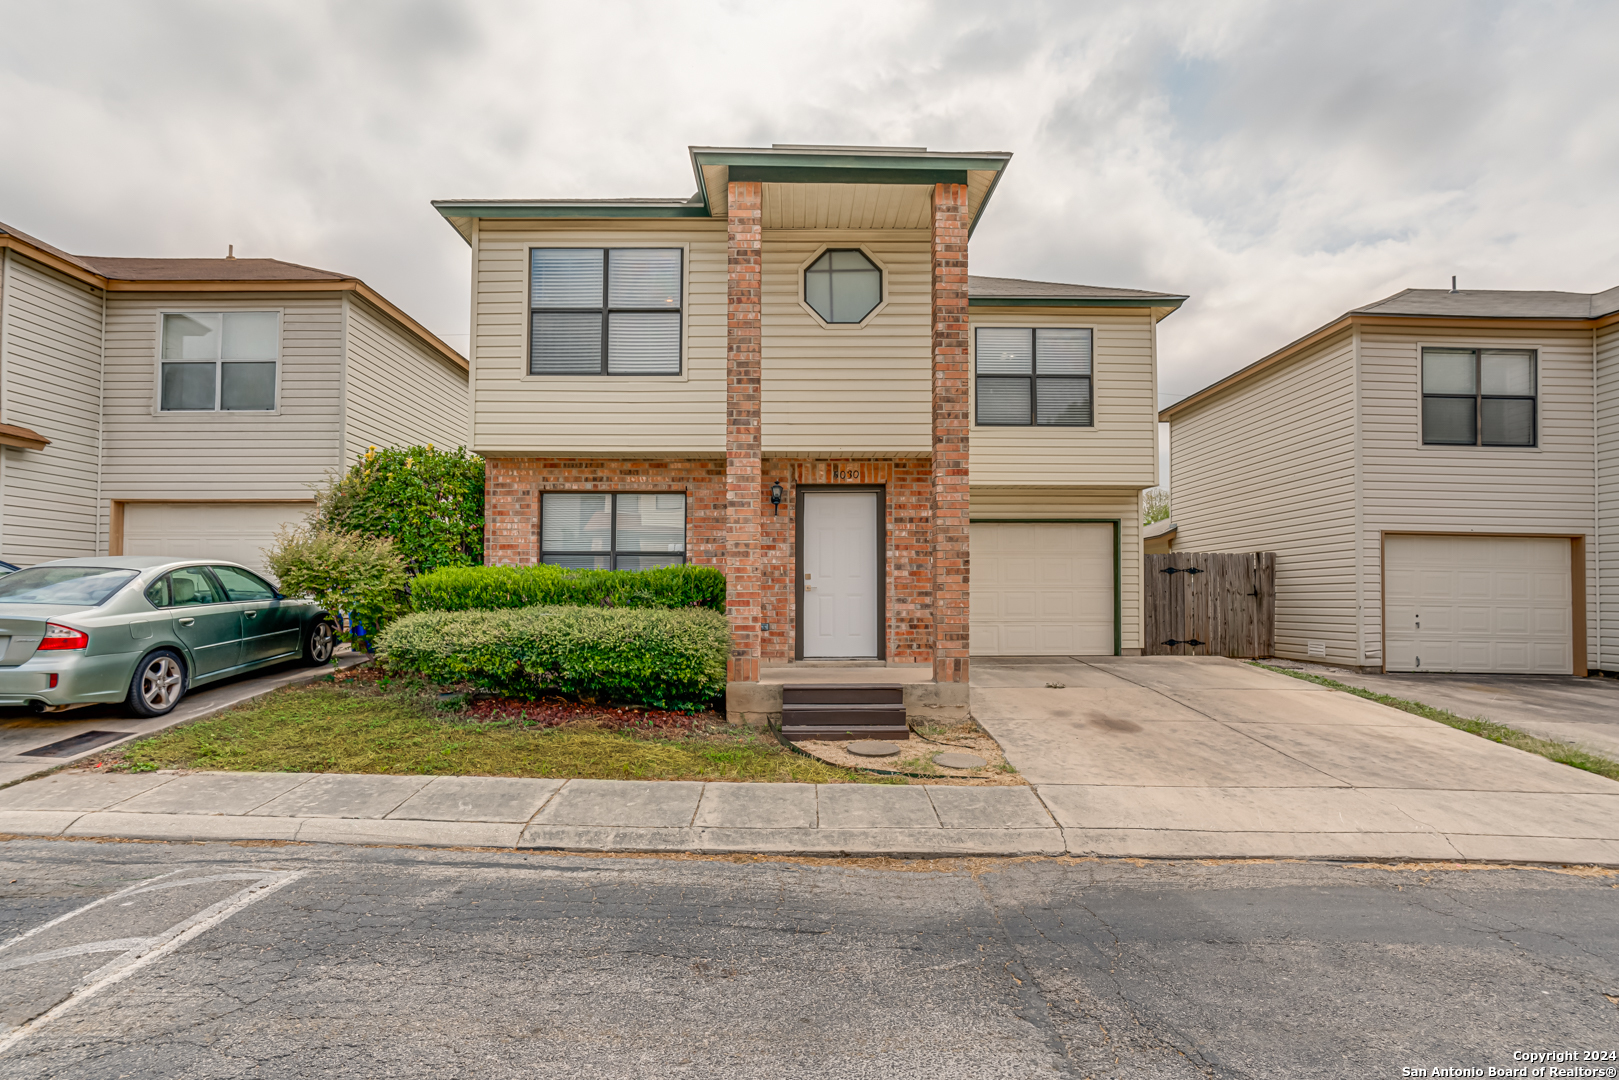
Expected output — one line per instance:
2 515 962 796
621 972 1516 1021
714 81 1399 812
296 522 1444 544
459 696 718 735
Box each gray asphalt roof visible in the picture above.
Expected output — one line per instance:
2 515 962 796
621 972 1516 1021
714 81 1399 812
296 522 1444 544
968 275 1185 301
1354 287 1619 319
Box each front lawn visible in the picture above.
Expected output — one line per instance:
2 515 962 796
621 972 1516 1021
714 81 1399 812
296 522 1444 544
105 674 881 784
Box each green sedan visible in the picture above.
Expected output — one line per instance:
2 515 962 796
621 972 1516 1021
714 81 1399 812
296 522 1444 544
0 557 336 717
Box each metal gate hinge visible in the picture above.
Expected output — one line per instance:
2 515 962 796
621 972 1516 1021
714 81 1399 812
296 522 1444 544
1160 639 1205 647
1159 567 1204 575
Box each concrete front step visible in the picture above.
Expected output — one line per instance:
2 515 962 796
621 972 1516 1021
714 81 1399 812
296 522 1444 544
728 663 969 726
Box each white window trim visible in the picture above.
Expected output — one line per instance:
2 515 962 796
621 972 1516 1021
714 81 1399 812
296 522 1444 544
968 321 1099 430
796 243 891 330
151 308 284 417
523 243 691 383
1413 339 1544 452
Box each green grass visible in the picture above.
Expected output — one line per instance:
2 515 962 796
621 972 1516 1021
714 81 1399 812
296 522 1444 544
1251 662 1619 782
114 683 880 784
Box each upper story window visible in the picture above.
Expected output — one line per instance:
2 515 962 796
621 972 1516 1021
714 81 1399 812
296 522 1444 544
530 248 682 376
974 327 1094 427
1421 348 1537 447
160 312 278 411
540 492 687 570
805 249 881 324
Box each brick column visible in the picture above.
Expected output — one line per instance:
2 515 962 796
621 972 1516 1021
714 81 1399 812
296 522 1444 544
931 183 970 685
484 458 538 565
726 181 764 683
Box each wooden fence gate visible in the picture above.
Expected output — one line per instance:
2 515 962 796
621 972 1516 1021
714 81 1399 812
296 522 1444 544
1144 552 1275 658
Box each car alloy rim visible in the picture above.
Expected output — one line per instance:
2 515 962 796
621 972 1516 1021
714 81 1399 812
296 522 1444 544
142 656 182 709
312 623 335 661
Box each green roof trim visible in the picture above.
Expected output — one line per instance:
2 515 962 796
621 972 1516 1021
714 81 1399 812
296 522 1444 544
690 149 1011 173
725 165 970 186
969 296 1187 310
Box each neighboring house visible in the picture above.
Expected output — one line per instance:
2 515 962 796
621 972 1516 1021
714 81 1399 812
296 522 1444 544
1162 286 1619 676
435 143 1184 707
0 221 468 572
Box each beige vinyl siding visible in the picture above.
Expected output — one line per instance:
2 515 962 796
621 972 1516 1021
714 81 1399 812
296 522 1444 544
1599 322 1619 669
968 487 1142 651
761 231 932 454
1357 324 1596 668
472 218 727 455
969 306 1158 486
98 293 344 522
342 295 469 461
1168 331 1359 665
0 252 104 565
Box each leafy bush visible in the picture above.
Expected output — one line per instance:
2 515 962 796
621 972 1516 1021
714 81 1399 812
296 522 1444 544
315 445 484 573
375 605 729 710
264 526 410 648
411 563 726 613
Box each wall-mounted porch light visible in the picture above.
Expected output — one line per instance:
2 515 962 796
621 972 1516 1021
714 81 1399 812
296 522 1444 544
770 481 784 515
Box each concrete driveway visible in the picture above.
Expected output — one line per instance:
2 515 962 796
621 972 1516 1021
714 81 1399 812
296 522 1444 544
1264 660 1619 760
971 656 1619 864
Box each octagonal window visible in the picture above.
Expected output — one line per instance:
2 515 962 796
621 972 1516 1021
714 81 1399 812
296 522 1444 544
804 249 881 324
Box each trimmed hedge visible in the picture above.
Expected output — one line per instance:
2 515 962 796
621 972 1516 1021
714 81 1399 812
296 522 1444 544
375 605 729 710
410 563 725 613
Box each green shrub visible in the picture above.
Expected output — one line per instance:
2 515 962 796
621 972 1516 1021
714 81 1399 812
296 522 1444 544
375 605 729 710
410 563 726 613
315 445 484 573
264 526 410 647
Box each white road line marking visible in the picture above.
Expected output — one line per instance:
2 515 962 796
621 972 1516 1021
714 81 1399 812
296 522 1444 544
125 872 272 896
0 868 185 954
0 939 153 973
0 869 307 1056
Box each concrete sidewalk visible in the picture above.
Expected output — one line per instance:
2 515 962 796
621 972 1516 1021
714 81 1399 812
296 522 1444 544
0 770 1065 856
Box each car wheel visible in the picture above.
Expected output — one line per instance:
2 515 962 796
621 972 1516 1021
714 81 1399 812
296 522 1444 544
302 619 337 665
128 648 186 718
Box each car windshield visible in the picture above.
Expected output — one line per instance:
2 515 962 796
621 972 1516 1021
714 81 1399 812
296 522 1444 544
0 567 140 606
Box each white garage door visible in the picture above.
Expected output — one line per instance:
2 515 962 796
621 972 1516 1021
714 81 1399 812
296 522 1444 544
122 502 313 575
1384 534 1572 674
970 522 1114 656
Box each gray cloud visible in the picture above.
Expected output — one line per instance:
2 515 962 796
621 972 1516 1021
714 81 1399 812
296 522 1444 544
2 0 1614 398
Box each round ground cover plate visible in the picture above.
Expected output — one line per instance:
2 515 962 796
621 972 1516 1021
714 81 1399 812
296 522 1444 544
934 752 987 770
846 740 901 757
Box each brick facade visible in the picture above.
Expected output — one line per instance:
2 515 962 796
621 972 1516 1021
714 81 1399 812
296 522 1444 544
483 454 936 664
930 182 971 685
482 457 726 567
725 181 764 682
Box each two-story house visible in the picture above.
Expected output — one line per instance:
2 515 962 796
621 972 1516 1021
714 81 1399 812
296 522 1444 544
0 220 469 572
1162 286 1619 676
435 144 1184 715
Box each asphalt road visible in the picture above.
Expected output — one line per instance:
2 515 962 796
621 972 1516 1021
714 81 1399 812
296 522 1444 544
0 840 1615 1078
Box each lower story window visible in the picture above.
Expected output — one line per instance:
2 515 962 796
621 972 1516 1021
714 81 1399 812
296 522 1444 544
540 492 686 570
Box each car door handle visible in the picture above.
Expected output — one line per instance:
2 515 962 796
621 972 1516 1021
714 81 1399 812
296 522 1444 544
244 611 258 619
178 618 195 626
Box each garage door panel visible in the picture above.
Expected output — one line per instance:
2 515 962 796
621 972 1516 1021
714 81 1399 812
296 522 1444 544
122 502 312 576
1384 534 1571 675
970 522 1113 657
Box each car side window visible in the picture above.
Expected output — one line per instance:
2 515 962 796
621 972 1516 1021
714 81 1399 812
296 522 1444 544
154 567 222 607
211 565 277 602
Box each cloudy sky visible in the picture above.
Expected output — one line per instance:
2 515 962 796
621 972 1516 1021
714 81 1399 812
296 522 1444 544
3 0 1616 425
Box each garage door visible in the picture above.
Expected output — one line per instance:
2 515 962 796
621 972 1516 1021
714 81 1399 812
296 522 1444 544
970 522 1114 656
122 502 313 575
1384 534 1572 674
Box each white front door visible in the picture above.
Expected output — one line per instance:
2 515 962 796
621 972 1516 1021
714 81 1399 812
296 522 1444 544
801 491 880 658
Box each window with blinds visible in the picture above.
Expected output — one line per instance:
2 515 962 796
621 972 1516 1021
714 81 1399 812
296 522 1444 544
539 492 687 570
530 248 682 376
974 327 1094 426
1421 348 1537 446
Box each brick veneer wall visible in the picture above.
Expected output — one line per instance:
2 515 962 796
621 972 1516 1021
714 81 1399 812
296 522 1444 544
931 182 971 684
726 181 764 683
483 454 935 664
481 457 726 567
